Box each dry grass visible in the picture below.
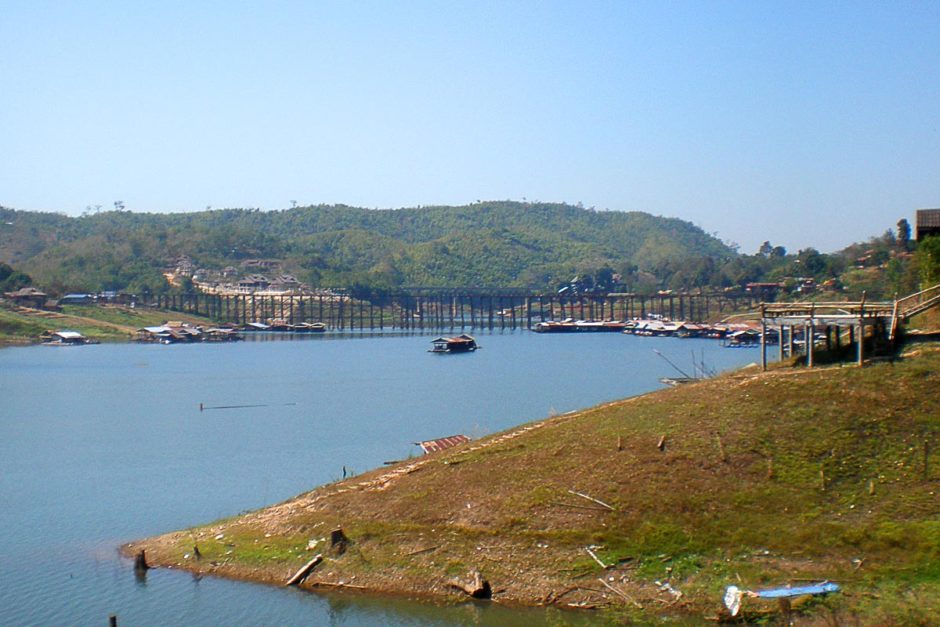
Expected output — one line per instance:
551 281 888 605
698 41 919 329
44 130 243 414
127 346 940 623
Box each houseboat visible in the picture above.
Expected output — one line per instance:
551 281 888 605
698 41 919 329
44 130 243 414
40 330 97 346
429 334 480 353
532 319 628 333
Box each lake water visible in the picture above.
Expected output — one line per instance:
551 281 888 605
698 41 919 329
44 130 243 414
0 331 758 625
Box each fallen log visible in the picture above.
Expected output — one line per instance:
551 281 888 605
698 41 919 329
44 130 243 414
285 554 323 586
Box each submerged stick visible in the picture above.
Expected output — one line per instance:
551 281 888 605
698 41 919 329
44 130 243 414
200 403 298 411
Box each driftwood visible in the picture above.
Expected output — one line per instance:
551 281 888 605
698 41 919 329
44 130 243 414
133 550 149 573
585 547 609 569
404 544 440 556
548 501 610 512
597 577 643 609
449 570 492 599
285 554 323 586
567 489 615 512
310 581 367 590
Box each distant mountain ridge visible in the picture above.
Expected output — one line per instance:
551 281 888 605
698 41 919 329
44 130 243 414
0 202 734 293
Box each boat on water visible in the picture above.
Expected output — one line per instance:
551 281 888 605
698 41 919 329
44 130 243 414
429 334 480 353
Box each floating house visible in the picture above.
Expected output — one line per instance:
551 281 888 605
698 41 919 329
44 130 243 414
137 322 212 344
429 334 479 353
40 329 96 345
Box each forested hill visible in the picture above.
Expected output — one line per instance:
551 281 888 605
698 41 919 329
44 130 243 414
0 202 733 293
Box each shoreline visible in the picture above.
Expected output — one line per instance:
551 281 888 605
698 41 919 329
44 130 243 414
122 348 939 622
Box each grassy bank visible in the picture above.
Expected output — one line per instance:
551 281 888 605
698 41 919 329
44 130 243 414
0 302 213 344
127 346 940 623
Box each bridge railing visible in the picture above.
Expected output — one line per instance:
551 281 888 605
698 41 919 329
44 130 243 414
896 283 940 320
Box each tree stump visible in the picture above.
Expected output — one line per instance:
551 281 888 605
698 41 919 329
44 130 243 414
330 527 349 555
133 550 149 574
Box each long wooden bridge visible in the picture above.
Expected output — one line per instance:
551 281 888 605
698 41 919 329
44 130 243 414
154 288 761 331
758 283 940 369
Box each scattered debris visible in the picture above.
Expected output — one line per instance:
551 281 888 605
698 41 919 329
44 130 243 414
597 577 643 609
724 581 841 617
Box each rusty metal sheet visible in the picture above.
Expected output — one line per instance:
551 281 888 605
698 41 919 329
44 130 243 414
417 434 471 454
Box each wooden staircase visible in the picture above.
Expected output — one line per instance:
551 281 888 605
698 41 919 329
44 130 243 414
890 283 940 340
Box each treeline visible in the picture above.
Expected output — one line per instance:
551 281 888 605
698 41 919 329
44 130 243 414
0 203 936 299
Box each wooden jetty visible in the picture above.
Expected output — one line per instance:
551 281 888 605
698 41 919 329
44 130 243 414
758 282 940 369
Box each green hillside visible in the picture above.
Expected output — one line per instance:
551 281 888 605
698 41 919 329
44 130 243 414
0 202 733 293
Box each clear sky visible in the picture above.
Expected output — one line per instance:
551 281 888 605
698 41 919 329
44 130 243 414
2 1 938 253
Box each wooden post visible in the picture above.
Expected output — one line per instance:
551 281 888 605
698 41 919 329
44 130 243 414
807 320 815 368
925 438 931 481
857 298 866 367
857 320 864 366
778 325 785 361
109 615 117 627
760 305 767 371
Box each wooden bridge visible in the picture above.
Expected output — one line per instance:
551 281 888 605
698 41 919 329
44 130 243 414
758 283 940 369
155 288 762 331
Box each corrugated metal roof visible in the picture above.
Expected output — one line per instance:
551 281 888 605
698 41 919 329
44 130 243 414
917 209 940 228
417 434 471 454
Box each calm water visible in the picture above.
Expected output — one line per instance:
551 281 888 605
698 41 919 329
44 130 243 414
0 331 757 625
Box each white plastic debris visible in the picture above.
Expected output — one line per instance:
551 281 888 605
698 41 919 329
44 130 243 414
724 585 743 617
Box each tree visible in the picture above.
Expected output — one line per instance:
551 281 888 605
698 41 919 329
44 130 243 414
0 262 32 291
758 241 773 257
916 235 940 287
896 218 911 251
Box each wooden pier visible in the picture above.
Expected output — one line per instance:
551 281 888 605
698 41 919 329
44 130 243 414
758 283 940 369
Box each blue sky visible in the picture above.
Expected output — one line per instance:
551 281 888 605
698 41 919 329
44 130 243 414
2 1 938 253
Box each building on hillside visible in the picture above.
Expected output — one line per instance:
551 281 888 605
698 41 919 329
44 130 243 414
240 259 280 270
237 274 270 293
60 293 94 305
4 287 48 308
916 209 940 241
745 282 784 300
